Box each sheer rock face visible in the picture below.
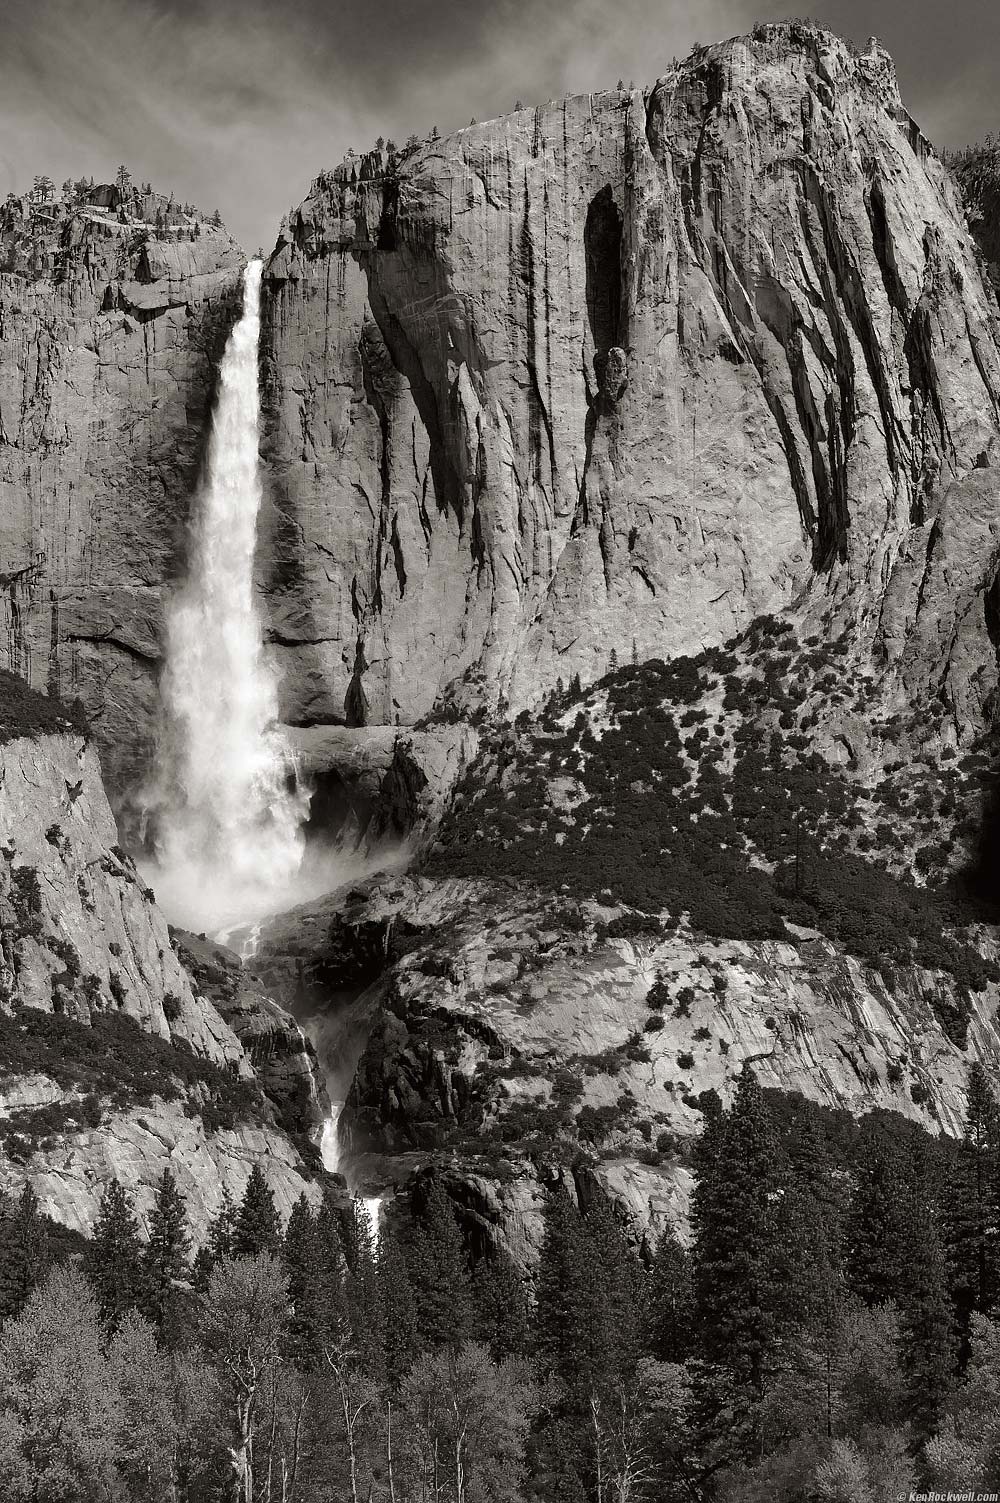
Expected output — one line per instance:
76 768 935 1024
259 25 1000 741
0 732 322 1237
0 201 244 794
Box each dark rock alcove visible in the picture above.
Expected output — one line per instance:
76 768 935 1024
584 185 623 382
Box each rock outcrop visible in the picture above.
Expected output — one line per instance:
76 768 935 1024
259 23 1000 748
171 928 330 1137
0 702 324 1236
0 728 228 1055
4 1081 316 1244
286 721 478 850
257 866 1000 1258
0 185 244 794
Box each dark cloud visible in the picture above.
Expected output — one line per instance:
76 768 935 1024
0 0 995 250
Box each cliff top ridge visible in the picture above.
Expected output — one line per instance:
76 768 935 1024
297 20 904 202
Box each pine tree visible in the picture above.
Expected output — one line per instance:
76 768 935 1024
472 1248 530 1361
193 1187 239 1290
210 1187 238 1260
689 1069 786 1460
342 1200 385 1377
142 1170 190 1344
646 1226 694 1362
773 1172 847 1443
777 1115 847 1337
405 1179 474 1351
898 1181 957 1437
692 1068 784 1387
378 1220 418 1384
535 1184 582 1384
0 1184 49 1324
846 1122 910 1306
581 1196 643 1389
315 1190 349 1345
534 1184 645 1500
191 1245 214 1293
947 1063 999 1345
529 1413 590 1503
535 1183 642 1400
283 1195 327 1367
233 1166 281 1256
85 1180 144 1329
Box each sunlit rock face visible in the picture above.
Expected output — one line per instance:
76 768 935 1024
258 24 1000 742
7 21 1000 1251
0 725 323 1237
0 191 244 795
257 870 1000 1258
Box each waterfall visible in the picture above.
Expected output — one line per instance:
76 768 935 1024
144 259 308 932
315 1068 382 1242
144 258 382 1235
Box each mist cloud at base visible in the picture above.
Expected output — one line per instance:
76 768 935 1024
140 830 413 942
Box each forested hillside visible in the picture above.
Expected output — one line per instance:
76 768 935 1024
3 1067 1000 1499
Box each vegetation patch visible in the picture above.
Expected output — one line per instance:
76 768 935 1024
428 617 997 1045
0 668 88 744
0 1008 268 1141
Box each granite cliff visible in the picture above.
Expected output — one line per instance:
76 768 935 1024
244 22 1000 1260
6 26 1000 822
259 23 1000 759
0 675 324 1238
0 181 244 794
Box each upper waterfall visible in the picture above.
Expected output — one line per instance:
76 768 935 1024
144 258 308 931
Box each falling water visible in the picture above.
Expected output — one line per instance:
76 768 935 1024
144 258 382 1229
144 259 308 931
316 1089 382 1242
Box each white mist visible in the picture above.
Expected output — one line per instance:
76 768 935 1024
145 259 308 931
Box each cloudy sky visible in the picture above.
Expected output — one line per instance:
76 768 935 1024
1 0 996 250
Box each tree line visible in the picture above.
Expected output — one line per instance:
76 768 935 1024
2 1065 1000 1499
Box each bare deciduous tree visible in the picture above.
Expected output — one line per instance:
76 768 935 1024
199 1254 289 1503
